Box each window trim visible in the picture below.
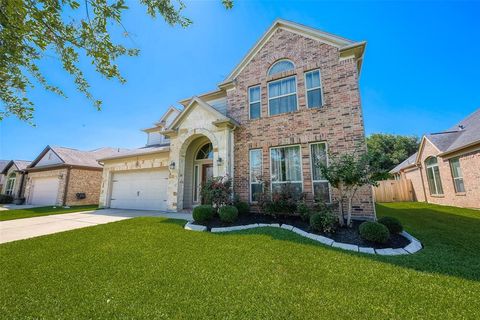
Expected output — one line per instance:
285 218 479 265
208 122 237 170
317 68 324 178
304 69 324 109
248 85 261 120
267 75 298 116
249 149 263 203
425 157 444 196
5 174 16 196
309 142 332 203
269 144 304 194
267 59 295 77
449 158 465 194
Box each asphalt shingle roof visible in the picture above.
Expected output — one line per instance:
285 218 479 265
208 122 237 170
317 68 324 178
389 152 418 174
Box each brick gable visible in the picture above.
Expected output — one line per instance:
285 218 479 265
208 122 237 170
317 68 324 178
227 28 374 217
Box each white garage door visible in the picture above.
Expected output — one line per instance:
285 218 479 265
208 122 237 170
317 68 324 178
30 176 60 206
110 169 169 211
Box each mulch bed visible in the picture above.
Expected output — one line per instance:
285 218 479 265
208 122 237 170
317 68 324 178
193 213 410 249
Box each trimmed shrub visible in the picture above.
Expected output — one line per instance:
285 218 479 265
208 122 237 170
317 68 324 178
310 212 337 233
218 205 239 223
378 216 403 234
192 205 214 223
297 201 311 221
359 221 390 244
234 201 250 216
0 194 13 204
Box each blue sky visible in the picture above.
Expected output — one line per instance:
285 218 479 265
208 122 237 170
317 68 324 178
1 0 479 160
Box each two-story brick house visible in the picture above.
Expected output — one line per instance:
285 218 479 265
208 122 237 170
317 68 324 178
98 19 374 218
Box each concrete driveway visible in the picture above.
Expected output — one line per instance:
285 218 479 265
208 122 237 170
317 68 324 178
0 209 192 244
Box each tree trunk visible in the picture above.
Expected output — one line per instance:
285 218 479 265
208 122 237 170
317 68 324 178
346 197 352 227
338 198 344 226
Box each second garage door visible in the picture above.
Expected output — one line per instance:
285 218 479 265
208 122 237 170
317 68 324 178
29 176 60 206
110 169 169 211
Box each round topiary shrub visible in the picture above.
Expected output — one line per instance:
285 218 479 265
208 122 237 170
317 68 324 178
218 205 239 223
378 216 403 234
235 201 250 216
192 205 214 223
359 221 390 244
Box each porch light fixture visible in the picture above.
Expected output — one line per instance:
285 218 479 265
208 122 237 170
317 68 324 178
217 157 223 166
169 161 176 170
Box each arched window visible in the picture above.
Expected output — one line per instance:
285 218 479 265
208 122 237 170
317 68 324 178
196 143 213 160
5 172 16 196
425 157 443 195
267 59 295 76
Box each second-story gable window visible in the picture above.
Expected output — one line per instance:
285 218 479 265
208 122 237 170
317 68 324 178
268 76 297 115
268 59 295 77
249 86 261 119
305 70 323 108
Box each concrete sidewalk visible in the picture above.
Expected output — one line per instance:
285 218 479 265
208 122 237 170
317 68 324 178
0 209 192 244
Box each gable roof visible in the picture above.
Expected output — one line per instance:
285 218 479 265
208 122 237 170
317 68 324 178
220 19 366 86
28 146 127 169
167 96 238 130
154 106 182 127
418 108 480 157
1 160 32 174
389 152 418 174
0 160 9 173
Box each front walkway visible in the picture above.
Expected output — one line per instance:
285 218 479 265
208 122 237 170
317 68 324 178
0 209 192 244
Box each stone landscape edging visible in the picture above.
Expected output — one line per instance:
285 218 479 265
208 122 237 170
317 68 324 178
183 221 423 256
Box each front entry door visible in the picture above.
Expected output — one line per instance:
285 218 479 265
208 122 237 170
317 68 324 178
201 164 213 204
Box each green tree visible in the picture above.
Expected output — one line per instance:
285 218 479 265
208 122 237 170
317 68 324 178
0 0 233 123
319 153 379 226
366 133 419 180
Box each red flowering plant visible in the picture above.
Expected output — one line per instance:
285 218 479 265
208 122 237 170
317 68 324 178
200 175 232 210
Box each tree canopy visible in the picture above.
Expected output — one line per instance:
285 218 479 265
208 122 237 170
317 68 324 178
366 133 419 179
0 0 233 123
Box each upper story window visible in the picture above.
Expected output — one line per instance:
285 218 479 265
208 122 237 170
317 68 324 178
305 70 323 108
449 158 465 193
196 143 213 160
249 86 261 119
268 59 295 77
268 76 297 116
425 157 444 196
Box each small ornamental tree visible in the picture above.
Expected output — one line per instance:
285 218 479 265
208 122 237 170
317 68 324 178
200 175 232 210
318 153 379 226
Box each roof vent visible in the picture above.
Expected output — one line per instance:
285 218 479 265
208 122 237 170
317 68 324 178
458 125 465 130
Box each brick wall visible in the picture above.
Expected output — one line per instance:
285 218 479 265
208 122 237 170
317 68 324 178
65 168 103 206
226 28 374 217
418 140 480 208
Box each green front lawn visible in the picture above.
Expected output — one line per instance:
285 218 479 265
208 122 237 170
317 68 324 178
0 205 98 221
0 202 479 318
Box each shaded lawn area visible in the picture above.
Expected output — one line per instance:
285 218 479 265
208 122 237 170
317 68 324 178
0 205 98 221
0 202 479 319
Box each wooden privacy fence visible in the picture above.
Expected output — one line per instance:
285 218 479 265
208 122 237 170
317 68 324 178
374 179 415 202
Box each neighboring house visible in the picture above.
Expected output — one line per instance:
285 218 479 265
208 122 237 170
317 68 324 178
1 160 31 199
24 146 125 206
98 19 374 218
391 109 480 208
0 160 9 191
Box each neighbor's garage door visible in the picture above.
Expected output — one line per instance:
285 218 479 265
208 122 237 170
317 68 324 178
29 176 60 206
109 169 169 211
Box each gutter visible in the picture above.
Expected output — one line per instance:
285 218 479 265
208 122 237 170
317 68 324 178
97 148 170 162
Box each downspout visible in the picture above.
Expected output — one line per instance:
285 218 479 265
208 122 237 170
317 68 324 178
62 166 71 206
